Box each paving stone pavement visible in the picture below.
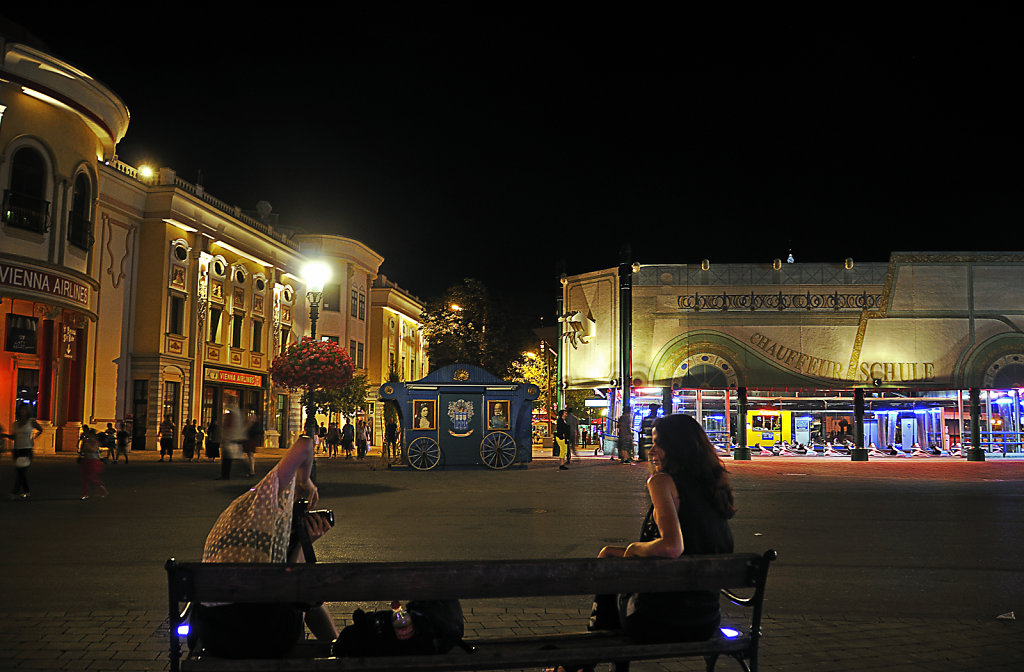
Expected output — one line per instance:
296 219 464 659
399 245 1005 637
3 447 1021 671
1 604 1020 671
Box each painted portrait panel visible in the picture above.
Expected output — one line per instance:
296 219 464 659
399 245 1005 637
413 399 436 430
487 400 510 430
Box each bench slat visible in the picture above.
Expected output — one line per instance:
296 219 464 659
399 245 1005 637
173 554 764 603
180 632 752 671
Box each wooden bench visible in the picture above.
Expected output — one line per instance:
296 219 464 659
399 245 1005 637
166 550 776 672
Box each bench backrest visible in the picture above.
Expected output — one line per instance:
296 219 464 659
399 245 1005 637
167 552 774 604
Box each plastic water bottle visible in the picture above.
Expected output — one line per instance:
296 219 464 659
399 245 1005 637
391 601 415 640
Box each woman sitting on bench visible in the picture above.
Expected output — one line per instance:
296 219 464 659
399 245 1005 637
552 414 736 672
192 436 339 658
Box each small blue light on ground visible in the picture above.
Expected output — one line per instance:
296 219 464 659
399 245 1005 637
720 627 740 638
177 623 190 637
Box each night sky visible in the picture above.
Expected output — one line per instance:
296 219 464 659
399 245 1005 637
5 9 1022 321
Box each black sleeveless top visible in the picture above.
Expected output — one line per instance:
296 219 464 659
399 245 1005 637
630 472 733 639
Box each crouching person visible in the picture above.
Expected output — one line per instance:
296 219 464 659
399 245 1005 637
191 435 338 658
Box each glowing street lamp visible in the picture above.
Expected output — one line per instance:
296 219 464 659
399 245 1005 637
302 261 331 341
301 261 331 437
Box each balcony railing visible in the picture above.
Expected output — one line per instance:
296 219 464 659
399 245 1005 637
2 190 50 234
67 212 94 250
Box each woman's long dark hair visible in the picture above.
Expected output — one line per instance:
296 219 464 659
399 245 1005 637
653 413 736 519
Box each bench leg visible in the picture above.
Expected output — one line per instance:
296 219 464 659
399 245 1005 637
610 661 630 672
705 653 719 672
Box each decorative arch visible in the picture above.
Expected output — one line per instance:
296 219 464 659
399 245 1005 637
960 333 1024 389
649 332 746 389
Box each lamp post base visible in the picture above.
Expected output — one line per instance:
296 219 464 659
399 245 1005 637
732 446 751 461
850 448 869 462
965 448 986 462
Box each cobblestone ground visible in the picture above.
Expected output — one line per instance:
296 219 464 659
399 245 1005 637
1 448 1021 671
1 606 1020 671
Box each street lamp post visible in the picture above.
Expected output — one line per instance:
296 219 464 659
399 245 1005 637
302 261 330 436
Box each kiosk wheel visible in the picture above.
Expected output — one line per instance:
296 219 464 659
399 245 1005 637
407 437 441 471
480 431 517 469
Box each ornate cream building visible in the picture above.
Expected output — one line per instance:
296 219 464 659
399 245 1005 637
562 253 1024 459
1 22 417 452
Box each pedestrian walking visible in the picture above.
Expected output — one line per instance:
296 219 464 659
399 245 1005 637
218 402 247 480
565 408 580 459
205 419 221 461
78 429 108 500
326 422 340 459
243 413 263 477
617 412 633 464
341 419 354 458
182 419 198 461
8 404 41 499
556 410 570 470
159 414 176 461
194 422 206 462
356 419 368 459
113 421 130 463
101 423 117 460
384 419 398 461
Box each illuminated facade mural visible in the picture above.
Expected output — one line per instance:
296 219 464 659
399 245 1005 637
562 254 1024 458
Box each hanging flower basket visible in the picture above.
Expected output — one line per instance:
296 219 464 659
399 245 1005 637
270 336 355 391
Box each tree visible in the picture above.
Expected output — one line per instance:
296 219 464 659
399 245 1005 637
303 372 371 418
420 278 533 378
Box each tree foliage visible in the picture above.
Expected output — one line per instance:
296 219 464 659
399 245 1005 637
303 372 371 418
420 278 534 378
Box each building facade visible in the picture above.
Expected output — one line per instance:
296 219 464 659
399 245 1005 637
368 273 428 442
1 23 412 453
1 31 129 451
562 253 1024 458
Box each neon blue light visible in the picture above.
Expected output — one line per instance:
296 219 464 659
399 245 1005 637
177 623 190 637
720 627 741 638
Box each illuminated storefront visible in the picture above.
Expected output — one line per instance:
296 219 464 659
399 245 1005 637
1 31 130 451
562 253 1024 459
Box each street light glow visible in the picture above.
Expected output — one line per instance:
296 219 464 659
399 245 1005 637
302 261 331 292
450 303 463 311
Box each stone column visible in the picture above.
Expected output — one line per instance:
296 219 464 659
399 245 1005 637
734 387 750 460
851 387 869 461
967 387 985 461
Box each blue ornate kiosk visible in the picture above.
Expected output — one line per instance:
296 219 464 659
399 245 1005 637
378 363 539 470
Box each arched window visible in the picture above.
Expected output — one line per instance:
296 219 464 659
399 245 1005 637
3 147 49 233
68 173 93 249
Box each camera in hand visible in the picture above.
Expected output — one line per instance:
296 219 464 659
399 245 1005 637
288 498 334 563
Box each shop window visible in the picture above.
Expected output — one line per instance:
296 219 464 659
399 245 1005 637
163 381 180 426
15 368 39 414
131 380 149 451
67 173 93 249
358 292 365 320
231 314 244 348
168 295 186 335
323 283 340 312
5 314 38 353
3 147 49 233
202 386 218 427
252 319 263 352
325 335 339 344
209 308 223 343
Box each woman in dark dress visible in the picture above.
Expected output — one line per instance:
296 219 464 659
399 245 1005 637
205 420 221 460
553 414 736 672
